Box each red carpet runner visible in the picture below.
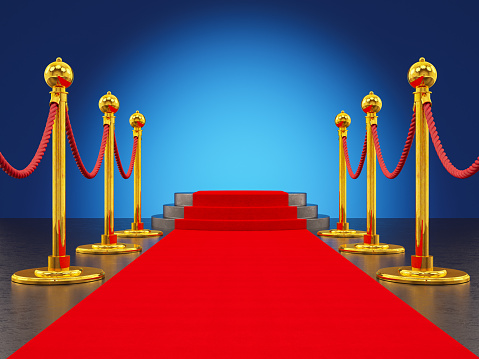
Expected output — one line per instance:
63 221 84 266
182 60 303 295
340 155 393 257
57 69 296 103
9 191 476 358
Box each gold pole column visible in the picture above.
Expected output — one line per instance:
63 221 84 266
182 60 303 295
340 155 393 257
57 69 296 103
12 58 105 284
116 111 162 237
51 80 67 267
131 112 142 231
318 111 365 238
103 100 116 245
339 92 405 254
414 79 430 269
77 93 141 254
377 57 469 284
366 108 378 245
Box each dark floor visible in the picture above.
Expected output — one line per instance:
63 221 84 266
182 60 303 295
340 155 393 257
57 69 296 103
0 218 477 358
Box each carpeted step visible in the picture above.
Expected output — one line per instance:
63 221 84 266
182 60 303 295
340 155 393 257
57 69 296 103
193 190 289 207
174 192 308 207
183 206 298 220
152 214 330 232
163 203 319 219
154 191 329 231
175 219 307 231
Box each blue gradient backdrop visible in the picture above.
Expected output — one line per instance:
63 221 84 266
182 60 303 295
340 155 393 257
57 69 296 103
1 0 478 218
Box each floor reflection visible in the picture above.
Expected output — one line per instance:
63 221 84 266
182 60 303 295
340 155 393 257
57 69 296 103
340 251 406 278
75 251 141 280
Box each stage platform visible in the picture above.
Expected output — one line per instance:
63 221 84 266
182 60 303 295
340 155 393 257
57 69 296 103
0 218 478 357
151 192 330 231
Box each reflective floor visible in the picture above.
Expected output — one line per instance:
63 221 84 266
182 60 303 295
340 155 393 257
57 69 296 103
0 218 477 358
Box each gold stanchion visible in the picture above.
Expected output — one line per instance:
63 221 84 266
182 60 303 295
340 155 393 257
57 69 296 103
377 58 469 283
318 111 366 238
116 111 162 237
76 93 141 254
12 58 105 284
339 92 405 254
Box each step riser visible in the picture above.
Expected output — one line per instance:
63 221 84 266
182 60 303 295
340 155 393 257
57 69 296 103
288 193 307 206
184 207 298 220
164 205 184 219
152 215 176 230
174 193 193 207
175 219 307 231
297 205 318 219
163 204 318 219
174 192 307 207
193 193 288 207
151 215 330 232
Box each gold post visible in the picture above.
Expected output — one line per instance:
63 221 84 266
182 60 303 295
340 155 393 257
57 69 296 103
318 111 365 238
116 111 162 237
12 58 105 284
339 124 348 229
102 110 116 245
366 111 378 244
377 57 469 283
133 119 142 230
339 92 404 254
50 86 68 269
414 87 431 269
76 93 142 254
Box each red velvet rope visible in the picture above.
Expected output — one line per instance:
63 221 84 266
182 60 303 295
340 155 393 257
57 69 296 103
0 103 57 178
371 112 416 179
114 134 137 179
65 110 109 179
342 132 367 179
425 103 479 179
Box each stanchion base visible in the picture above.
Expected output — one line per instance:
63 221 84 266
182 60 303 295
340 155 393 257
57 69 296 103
76 243 142 255
376 266 470 285
11 266 105 285
339 243 405 255
317 229 367 238
115 229 163 238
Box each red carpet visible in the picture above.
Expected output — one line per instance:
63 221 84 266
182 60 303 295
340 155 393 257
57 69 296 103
9 230 476 358
176 191 307 230
9 191 477 358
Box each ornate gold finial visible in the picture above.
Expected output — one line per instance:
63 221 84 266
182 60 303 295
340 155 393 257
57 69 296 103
335 110 351 128
44 57 73 88
129 111 146 128
361 91 382 113
408 57 437 88
99 92 120 113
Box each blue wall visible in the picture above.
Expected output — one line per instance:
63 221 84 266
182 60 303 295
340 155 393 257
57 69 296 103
1 0 478 218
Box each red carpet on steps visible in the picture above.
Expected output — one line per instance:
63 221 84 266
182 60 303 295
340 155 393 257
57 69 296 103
176 191 307 230
192 190 290 207
10 229 476 358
